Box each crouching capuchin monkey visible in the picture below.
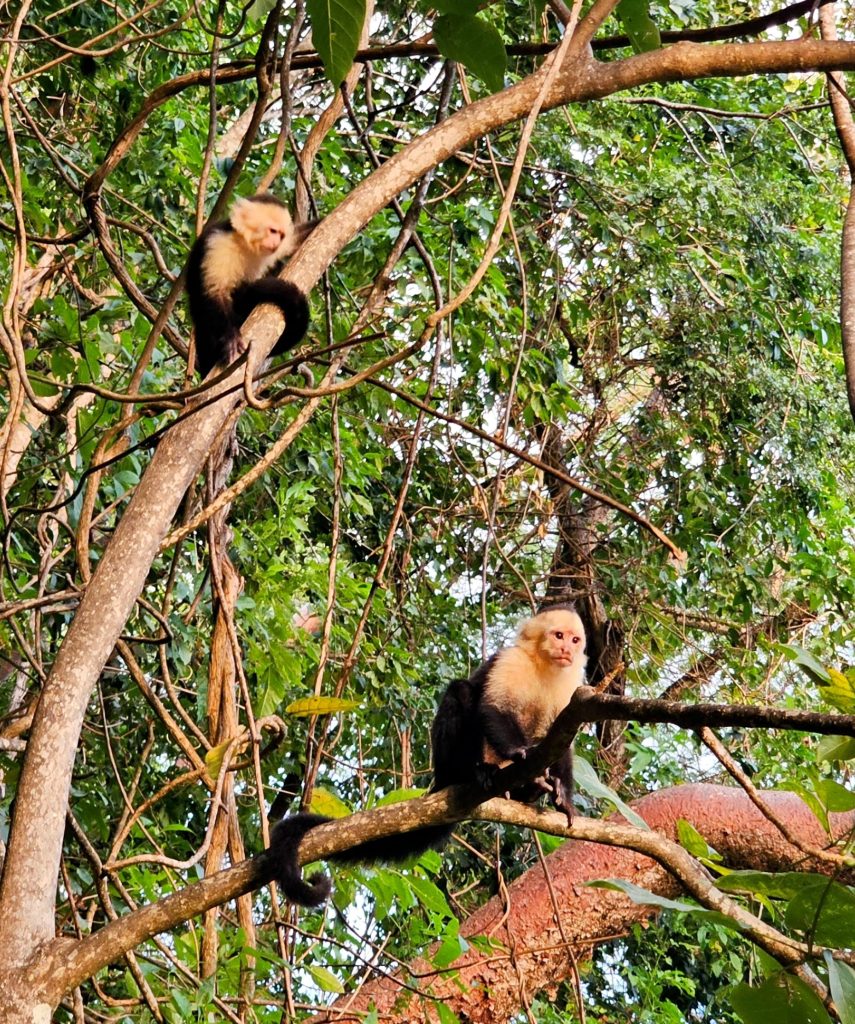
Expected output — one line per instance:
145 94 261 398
185 193 316 377
268 605 587 906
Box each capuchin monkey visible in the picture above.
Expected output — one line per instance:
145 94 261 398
185 193 315 377
269 605 587 906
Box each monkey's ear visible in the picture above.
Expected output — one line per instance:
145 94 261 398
293 218 320 245
278 217 319 258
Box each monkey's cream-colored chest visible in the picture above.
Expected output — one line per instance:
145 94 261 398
485 647 582 741
203 234 278 299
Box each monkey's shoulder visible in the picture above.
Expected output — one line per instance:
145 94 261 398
481 646 540 702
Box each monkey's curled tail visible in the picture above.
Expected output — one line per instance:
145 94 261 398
269 813 333 907
331 822 452 865
268 813 453 906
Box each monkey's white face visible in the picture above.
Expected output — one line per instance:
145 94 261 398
231 199 296 257
532 610 585 668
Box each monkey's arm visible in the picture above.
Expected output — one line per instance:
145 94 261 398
185 237 242 376
480 703 531 762
431 676 481 791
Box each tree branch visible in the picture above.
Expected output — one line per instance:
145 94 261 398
498 685 855 793
40 687 855 998
313 786 855 1022
819 4 855 423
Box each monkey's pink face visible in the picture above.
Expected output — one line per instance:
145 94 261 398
536 611 585 667
258 224 289 254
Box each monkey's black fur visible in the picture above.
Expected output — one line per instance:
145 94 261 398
433 654 575 809
270 651 576 907
185 195 311 377
269 813 334 906
186 236 309 377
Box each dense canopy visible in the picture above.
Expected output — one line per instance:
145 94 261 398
0 0 854 1021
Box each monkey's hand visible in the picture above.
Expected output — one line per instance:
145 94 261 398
532 774 554 795
223 328 246 366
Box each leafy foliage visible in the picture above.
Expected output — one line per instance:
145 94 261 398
617 0 662 51
307 0 368 85
1 0 854 1021
433 13 508 92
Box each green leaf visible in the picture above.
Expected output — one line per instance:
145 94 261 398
242 944 288 968
246 0 277 20
30 375 60 398
407 874 454 916
285 695 360 716
716 870 825 900
825 954 855 1024
363 869 417 916
814 778 855 813
435 1002 461 1024
588 879 704 914
777 644 832 687
785 879 855 946
433 14 506 93
730 974 833 1024
309 787 352 818
616 0 661 52
589 879 745 932
823 667 855 715
816 735 855 763
205 739 246 779
306 0 367 86
433 932 469 968
374 787 426 806
780 779 829 832
307 964 345 994
535 830 565 854
676 818 721 861
574 755 650 830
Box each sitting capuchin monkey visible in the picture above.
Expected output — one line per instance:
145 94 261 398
268 605 587 906
185 193 316 377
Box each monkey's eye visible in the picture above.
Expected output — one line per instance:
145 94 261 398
554 631 564 640
571 636 581 644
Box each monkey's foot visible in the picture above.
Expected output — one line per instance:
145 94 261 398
474 763 498 792
554 796 574 827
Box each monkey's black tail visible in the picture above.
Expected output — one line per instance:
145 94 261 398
268 813 453 906
269 813 333 907
233 279 310 357
331 823 453 865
